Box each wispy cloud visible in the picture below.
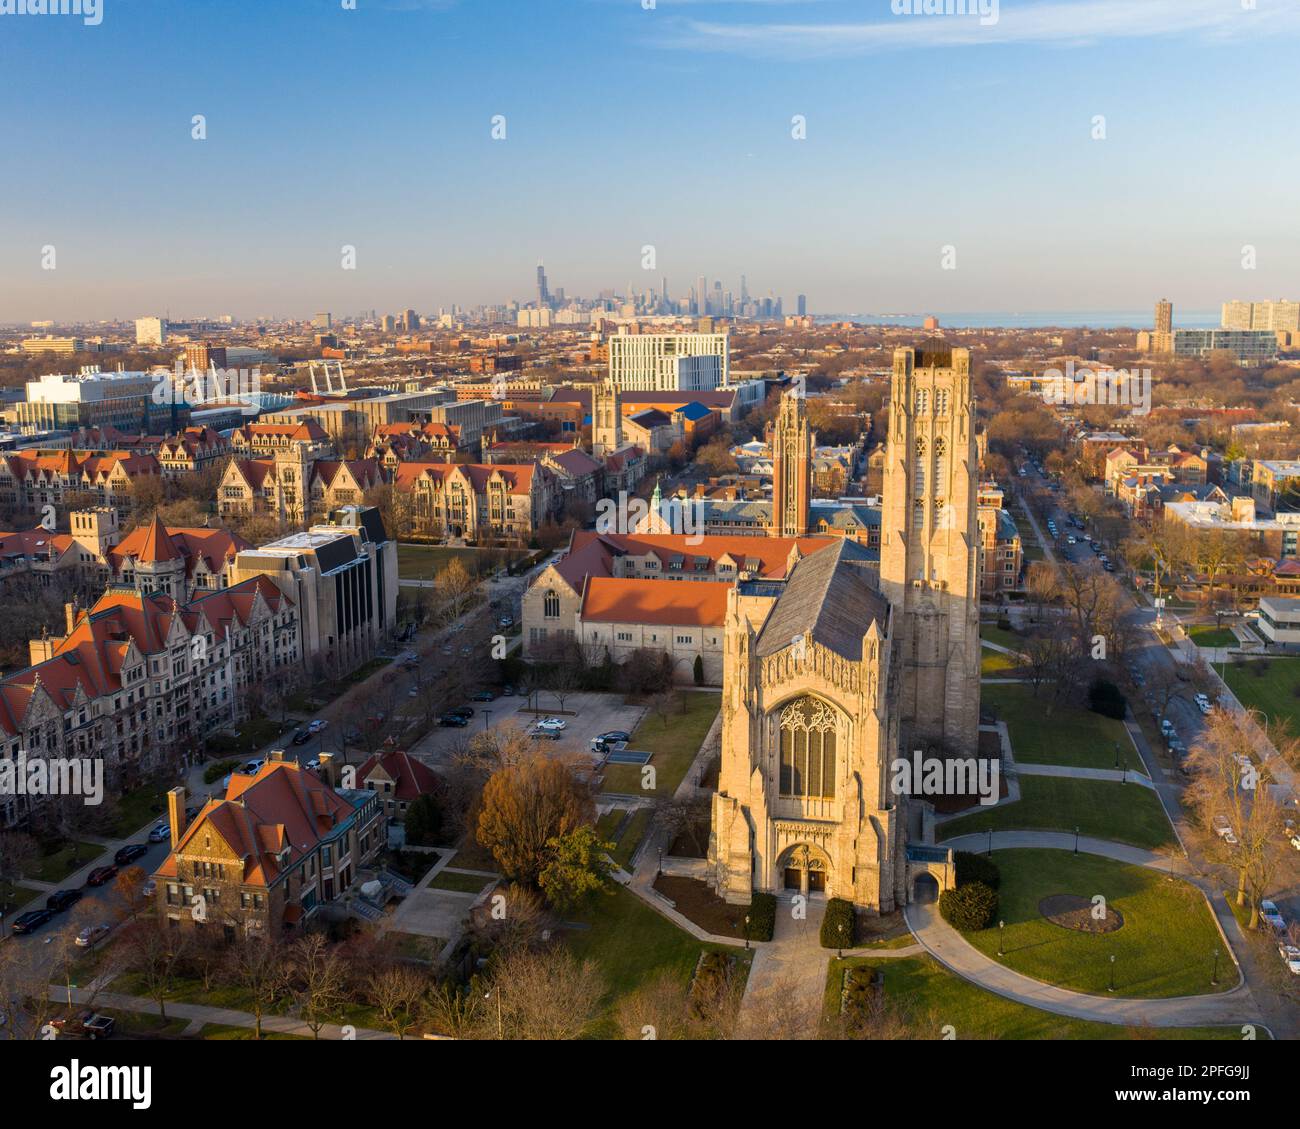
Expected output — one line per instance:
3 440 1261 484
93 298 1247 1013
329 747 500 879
655 0 1300 59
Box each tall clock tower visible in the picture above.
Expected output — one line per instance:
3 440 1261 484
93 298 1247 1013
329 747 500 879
879 343 981 758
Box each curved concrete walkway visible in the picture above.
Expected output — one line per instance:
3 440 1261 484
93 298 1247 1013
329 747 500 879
907 832 1262 1029
1013 764 1155 789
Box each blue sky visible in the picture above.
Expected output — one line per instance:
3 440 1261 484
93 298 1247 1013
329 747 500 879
1 0 1298 321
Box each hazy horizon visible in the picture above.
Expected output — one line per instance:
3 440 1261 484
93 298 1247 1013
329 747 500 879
4 0 1298 321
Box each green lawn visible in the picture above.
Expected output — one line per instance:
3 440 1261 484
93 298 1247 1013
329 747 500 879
106 785 170 837
981 647 1019 676
980 625 1025 652
0 883 45 913
610 808 652 871
1188 625 1238 649
823 955 1251 1040
600 692 719 798
201 1023 309 1041
564 883 750 1038
961 849 1229 999
941 776 1176 850
396 543 524 581
981 683 1143 774
429 869 493 894
26 841 105 883
1223 656 1300 734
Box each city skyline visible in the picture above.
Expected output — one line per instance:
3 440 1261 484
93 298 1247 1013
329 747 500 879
2 0 1298 321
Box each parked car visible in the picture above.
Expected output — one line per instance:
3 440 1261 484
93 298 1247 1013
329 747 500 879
141 879 157 898
240 759 265 775
49 1011 116 1040
498 617 514 628
11 909 52 934
1261 900 1286 932
291 728 312 746
450 706 474 719
470 690 496 702
1279 944 1300 975
304 757 321 772
46 888 84 913
85 865 119 887
147 821 170 843
438 713 470 728
536 717 566 731
75 923 111 948
114 843 148 866
307 719 328 734
530 727 561 741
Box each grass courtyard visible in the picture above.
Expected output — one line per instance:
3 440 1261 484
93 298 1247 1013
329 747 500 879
1187 625 1238 649
822 954 1249 1040
1222 656 1300 734
961 849 1229 999
600 691 719 798
941 776 1176 850
981 683 1143 774
979 624 1025 653
563 883 750 1038
981 646 1020 676
395 543 526 581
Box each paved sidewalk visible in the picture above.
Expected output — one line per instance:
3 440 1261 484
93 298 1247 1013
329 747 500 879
54 985 395 1040
1014 763 1156 789
938 830 1186 872
737 896 827 1037
904 901 1261 1029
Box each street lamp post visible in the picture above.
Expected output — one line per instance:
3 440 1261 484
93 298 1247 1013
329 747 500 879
837 921 845 960
1211 948 1220 987
998 919 1005 957
987 828 993 857
744 914 751 952
1074 826 1080 855
657 848 663 878
1108 954 1116 993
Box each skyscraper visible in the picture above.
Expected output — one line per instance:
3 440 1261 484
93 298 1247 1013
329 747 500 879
1154 298 1174 354
537 261 550 307
797 294 807 317
696 275 707 317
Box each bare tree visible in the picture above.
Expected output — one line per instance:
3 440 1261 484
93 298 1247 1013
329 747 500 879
120 920 191 1023
224 936 289 1040
482 946 605 1040
289 932 350 1039
365 962 428 1040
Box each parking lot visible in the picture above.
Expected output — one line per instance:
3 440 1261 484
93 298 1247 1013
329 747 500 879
408 691 647 767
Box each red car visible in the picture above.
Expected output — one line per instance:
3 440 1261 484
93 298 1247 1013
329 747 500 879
85 865 119 887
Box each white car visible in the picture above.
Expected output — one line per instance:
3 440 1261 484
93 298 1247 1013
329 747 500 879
1212 815 1233 838
75 923 111 948
1279 944 1300 975
536 717 567 731
1199 701 1214 715
307 719 328 734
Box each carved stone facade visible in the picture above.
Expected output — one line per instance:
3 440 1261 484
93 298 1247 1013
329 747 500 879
878 343 981 759
709 343 978 912
769 390 813 537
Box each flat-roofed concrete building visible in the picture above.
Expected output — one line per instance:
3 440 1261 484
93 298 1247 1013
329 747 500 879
226 505 398 679
608 330 730 392
1257 596 1300 645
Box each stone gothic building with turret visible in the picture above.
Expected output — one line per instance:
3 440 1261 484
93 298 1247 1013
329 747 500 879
709 343 980 912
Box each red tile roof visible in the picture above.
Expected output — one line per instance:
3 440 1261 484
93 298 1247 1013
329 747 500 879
580 576 729 627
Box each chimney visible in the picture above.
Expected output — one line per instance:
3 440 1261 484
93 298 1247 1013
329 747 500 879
167 786 187 850
268 749 284 763
318 752 337 787
64 600 79 636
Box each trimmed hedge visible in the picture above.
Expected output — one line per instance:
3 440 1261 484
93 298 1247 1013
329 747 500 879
953 850 1001 891
1088 678 1127 721
820 897 857 949
939 880 999 932
747 892 776 942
